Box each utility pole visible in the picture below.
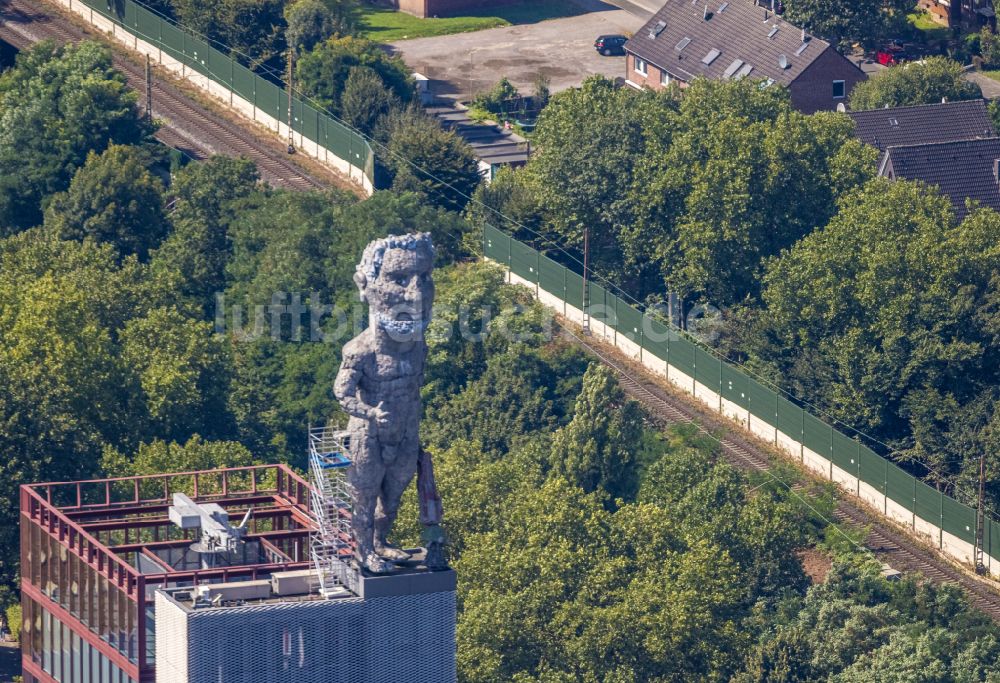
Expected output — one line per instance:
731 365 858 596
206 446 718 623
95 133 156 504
145 54 153 122
581 226 590 334
975 451 987 575
286 48 295 155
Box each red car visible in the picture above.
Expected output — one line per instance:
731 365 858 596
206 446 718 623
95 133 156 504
876 42 909 66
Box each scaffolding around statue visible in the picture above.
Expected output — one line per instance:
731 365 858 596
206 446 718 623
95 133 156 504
308 426 359 597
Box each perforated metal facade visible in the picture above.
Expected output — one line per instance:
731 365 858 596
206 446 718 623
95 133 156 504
154 585 457 683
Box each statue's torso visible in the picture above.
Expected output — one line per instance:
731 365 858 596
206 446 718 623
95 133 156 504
351 340 425 443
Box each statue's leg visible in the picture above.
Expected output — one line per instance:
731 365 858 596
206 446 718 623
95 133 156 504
349 431 393 574
373 437 418 562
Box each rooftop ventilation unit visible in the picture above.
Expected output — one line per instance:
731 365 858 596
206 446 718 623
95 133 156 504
722 59 744 79
649 20 667 38
778 54 789 69
702 48 722 65
676 37 692 51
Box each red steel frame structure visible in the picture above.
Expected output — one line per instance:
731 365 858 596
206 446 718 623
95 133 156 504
19 465 314 683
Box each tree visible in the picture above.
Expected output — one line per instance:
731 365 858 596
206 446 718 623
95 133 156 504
749 179 1000 489
472 77 519 118
385 107 481 212
297 36 412 115
784 0 912 49
0 231 149 591
525 75 676 288
121 307 234 442
44 144 167 260
102 435 255 477
285 0 358 55
0 41 153 232
630 78 876 305
172 0 285 65
340 66 398 137
848 57 981 110
151 156 260 308
549 363 643 502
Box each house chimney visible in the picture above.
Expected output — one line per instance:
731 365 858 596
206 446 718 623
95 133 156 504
704 4 710 19
764 9 769 20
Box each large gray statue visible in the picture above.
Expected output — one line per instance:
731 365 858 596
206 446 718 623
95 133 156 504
334 233 445 574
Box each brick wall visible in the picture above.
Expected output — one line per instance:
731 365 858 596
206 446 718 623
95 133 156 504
390 0 521 18
789 46 867 114
626 53 680 90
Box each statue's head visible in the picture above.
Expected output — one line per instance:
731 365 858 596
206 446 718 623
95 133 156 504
354 233 435 339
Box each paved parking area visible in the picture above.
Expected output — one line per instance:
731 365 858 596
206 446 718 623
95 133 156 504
388 0 646 100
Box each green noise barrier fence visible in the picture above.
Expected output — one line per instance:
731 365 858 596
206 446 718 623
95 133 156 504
483 223 1000 577
53 0 374 190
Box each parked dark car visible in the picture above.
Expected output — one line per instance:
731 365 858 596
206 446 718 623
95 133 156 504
595 35 628 56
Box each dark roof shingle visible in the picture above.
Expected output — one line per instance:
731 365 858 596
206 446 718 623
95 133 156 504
625 0 842 86
849 100 996 152
881 137 1000 220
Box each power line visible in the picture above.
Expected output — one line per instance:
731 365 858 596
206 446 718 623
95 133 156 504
117 0 998 521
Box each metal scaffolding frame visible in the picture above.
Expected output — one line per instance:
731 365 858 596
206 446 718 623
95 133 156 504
308 427 359 597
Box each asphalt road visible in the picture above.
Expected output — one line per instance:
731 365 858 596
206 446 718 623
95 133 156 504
390 0 646 100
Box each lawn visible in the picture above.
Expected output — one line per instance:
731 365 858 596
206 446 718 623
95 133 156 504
907 11 949 42
981 70 1000 82
359 0 588 42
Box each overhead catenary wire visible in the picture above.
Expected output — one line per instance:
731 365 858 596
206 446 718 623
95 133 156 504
116 0 997 519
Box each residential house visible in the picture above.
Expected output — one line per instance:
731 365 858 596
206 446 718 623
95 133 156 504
848 99 996 152
879 137 1000 219
623 0 866 113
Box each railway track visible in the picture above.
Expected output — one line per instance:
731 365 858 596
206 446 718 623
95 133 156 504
0 0 347 193
560 323 1000 623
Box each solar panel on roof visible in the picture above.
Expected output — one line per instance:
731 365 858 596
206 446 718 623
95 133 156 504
676 37 692 51
702 48 721 65
736 63 754 79
795 42 809 56
722 59 744 78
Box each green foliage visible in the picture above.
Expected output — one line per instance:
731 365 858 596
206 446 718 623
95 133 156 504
784 0 913 49
747 178 1000 493
524 76 676 288
151 156 260 308
549 363 643 502
5 603 20 642
172 0 285 65
848 57 982 110
0 41 153 232
44 144 167 261
285 0 358 54
634 78 874 304
340 66 398 137
472 77 519 118
296 35 412 115
102 435 255 477
121 307 234 442
980 26 1000 69
385 107 481 212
